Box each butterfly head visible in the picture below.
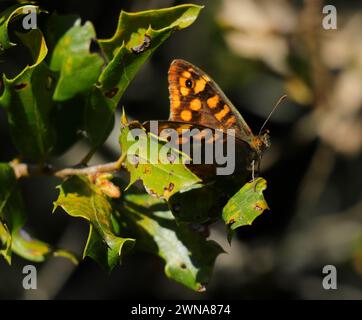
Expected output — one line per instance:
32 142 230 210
251 130 270 158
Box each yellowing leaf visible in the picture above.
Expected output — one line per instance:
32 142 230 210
119 121 201 200
222 177 269 230
54 175 135 270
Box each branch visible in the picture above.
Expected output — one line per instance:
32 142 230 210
10 154 127 180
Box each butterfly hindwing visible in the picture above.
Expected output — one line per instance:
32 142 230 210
143 120 254 182
168 59 254 141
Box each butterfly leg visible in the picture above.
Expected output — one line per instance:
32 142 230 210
251 160 255 181
252 158 262 191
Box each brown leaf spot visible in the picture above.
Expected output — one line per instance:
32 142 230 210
105 87 118 98
143 166 151 175
168 182 174 192
180 263 187 269
14 83 27 90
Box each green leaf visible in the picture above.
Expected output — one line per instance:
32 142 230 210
168 183 222 223
50 19 104 101
0 28 56 160
0 163 26 263
0 221 11 264
43 13 79 54
43 13 87 156
0 4 41 52
119 121 201 200
222 177 269 231
99 4 204 59
50 96 86 156
121 193 223 291
11 228 78 264
54 175 135 271
85 4 203 149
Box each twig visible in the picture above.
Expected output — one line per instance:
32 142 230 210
10 153 127 180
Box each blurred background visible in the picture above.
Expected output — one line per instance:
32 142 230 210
0 0 361 299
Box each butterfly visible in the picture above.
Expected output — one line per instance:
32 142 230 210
144 59 271 182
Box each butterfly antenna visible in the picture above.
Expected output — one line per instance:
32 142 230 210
258 94 287 136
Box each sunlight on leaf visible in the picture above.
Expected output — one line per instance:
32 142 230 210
11 229 78 264
85 4 203 149
50 19 104 101
222 177 269 231
0 4 41 52
120 192 223 291
0 27 55 160
54 175 135 270
119 120 201 200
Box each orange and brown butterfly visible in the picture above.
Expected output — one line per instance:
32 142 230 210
145 59 271 181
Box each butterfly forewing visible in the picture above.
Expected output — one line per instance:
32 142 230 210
168 59 254 142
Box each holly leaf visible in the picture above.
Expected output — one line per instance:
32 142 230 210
119 120 201 200
85 4 203 149
42 13 87 156
168 183 223 223
120 193 223 291
0 163 26 263
222 177 269 230
11 228 78 264
0 222 11 264
54 175 135 271
43 13 79 55
49 19 104 101
0 4 41 52
0 27 56 160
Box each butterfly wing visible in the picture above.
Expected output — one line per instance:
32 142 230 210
168 59 254 142
143 120 254 182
